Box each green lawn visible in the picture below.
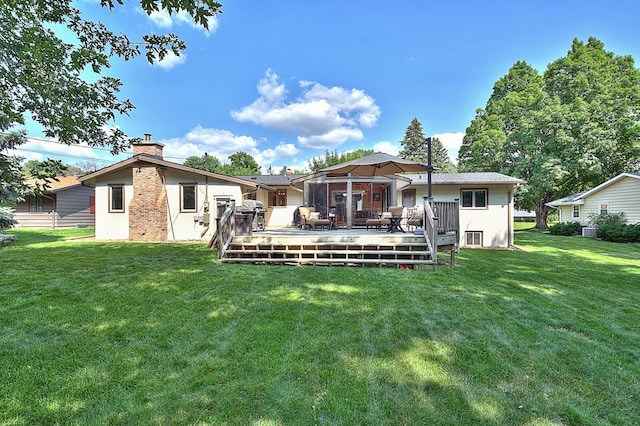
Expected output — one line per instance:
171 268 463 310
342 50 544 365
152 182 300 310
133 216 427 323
1 228 639 425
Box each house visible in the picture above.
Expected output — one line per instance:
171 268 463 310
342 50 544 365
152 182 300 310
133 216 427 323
79 136 259 241
246 167 524 248
399 172 526 248
547 172 640 225
236 173 305 227
14 176 95 229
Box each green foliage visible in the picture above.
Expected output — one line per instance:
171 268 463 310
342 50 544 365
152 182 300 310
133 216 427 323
1 0 222 203
592 213 640 242
184 151 260 176
458 38 640 230
183 154 222 173
308 148 374 173
597 222 640 243
399 118 454 172
549 221 583 236
0 206 17 242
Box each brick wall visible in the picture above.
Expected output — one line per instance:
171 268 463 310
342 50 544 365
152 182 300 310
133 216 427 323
129 165 168 241
132 141 164 158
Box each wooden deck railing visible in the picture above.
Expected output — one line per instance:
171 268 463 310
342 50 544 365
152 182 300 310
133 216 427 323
432 200 460 237
214 200 236 259
423 200 437 262
422 198 461 264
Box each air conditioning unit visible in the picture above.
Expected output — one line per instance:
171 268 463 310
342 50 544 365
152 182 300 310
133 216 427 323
582 227 596 237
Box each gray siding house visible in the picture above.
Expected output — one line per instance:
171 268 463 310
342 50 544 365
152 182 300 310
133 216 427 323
14 176 95 229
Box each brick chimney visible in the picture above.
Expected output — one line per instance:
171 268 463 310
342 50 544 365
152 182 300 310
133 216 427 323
128 133 168 241
132 133 165 159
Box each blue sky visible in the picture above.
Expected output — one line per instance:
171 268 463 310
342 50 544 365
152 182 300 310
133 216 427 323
14 0 640 173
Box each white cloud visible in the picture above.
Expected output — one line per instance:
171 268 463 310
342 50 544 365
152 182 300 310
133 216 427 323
297 127 363 150
160 126 259 162
432 132 464 162
254 142 300 170
371 141 400 156
146 9 219 34
152 51 187 70
9 137 105 165
231 69 380 150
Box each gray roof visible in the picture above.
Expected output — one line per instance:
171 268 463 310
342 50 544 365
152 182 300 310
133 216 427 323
236 174 306 186
401 172 526 186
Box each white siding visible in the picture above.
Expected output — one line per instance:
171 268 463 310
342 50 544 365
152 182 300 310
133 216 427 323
94 170 132 240
583 176 640 224
160 170 244 241
557 176 640 226
264 190 304 227
404 184 515 248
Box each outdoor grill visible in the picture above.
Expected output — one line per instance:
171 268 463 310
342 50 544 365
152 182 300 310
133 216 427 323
241 199 266 231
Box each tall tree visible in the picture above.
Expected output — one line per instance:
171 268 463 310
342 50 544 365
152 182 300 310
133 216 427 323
220 152 261 176
399 118 427 161
308 148 374 173
399 118 454 172
183 154 222 173
1 0 222 205
458 39 640 229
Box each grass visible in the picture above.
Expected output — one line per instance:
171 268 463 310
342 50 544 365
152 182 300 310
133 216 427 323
1 228 639 425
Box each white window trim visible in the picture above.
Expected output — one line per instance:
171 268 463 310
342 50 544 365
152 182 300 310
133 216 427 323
180 183 197 212
465 231 483 247
572 205 580 219
461 189 488 209
109 184 125 213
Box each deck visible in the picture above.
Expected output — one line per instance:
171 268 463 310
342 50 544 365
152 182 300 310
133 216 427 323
215 225 457 269
211 199 459 269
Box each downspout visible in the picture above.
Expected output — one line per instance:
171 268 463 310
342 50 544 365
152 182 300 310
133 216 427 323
200 168 210 238
508 190 514 246
42 194 56 229
158 169 176 241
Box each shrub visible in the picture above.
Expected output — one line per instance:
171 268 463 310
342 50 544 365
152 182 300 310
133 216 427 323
549 221 583 236
0 206 17 246
597 222 640 243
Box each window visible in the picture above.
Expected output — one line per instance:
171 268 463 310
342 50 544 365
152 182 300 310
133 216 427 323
29 195 43 212
109 185 124 212
268 189 287 207
465 231 483 246
181 183 197 212
572 205 580 218
599 203 609 215
461 189 487 208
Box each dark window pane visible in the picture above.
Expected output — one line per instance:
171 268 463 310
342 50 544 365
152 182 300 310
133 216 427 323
182 185 196 210
461 190 473 207
475 190 486 208
111 186 123 211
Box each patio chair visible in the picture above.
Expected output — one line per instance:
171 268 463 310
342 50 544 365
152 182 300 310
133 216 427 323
366 211 391 230
299 206 331 230
406 208 424 231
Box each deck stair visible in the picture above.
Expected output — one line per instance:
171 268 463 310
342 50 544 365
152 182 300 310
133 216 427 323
221 233 436 268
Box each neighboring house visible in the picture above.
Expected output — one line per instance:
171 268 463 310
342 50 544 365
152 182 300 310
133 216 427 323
400 173 526 248
14 176 95 229
514 210 536 222
79 136 259 241
547 172 640 225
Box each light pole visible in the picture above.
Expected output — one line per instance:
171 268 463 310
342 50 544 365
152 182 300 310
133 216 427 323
425 137 434 199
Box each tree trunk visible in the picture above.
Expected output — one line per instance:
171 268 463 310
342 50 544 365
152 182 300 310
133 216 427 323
533 201 550 230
